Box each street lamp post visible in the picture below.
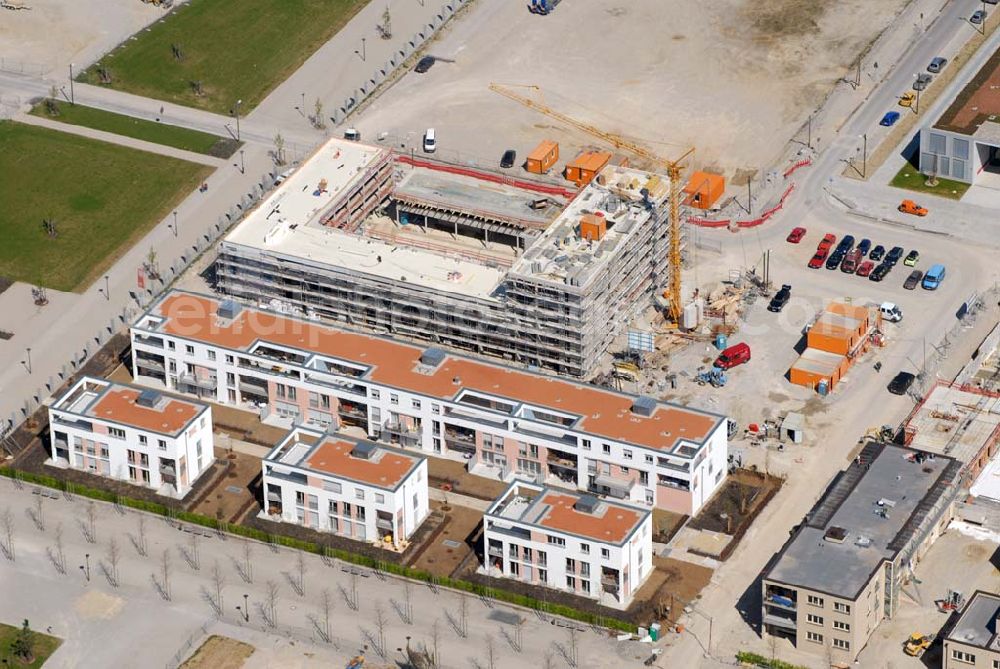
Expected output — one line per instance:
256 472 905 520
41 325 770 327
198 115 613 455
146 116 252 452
234 99 242 141
301 92 306 114
24 348 31 375
81 553 91 581
239 149 245 175
242 593 249 622
69 63 75 105
362 37 367 62
914 74 921 115
171 210 178 237
861 133 868 178
103 275 110 302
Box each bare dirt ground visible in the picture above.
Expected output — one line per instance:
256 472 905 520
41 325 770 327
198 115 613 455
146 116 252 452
179 635 255 669
406 500 481 577
354 0 909 178
0 0 177 76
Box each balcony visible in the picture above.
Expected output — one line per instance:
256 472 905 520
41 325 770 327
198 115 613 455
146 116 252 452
238 379 267 396
304 374 366 397
179 373 218 390
591 474 635 500
338 403 367 420
762 613 797 630
488 545 504 558
133 334 164 348
547 449 578 470
376 516 394 532
135 356 165 372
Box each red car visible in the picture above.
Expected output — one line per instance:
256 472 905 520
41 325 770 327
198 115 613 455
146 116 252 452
808 247 829 269
786 227 807 243
855 260 875 277
818 233 836 251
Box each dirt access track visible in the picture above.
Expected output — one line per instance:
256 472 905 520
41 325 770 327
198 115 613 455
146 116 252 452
356 0 908 178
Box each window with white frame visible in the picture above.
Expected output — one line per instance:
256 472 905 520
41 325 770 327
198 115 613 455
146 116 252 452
807 595 824 606
412 399 421 410
805 631 823 644
623 449 632 459
323 480 342 494
600 547 610 559
547 536 566 546
833 602 850 614
832 621 849 632
580 543 590 554
832 639 849 651
806 614 823 625
375 493 385 504
951 650 976 664
138 435 147 445
355 489 365 500
108 427 126 439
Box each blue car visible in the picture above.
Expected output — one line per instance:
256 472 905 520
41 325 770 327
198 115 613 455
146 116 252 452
857 239 872 257
880 111 901 126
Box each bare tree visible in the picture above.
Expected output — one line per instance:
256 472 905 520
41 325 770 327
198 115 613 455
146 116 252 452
319 588 333 643
513 617 525 653
313 98 326 129
211 561 226 616
265 580 279 627
133 515 148 558
568 627 579 668
485 634 498 669
273 133 286 166
403 580 413 624
106 538 121 587
52 523 66 574
85 503 97 544
31 496 45 532
295 551 306 596
542 651 555 669
239 540 253 584
351 571 359 610
374 603 388 658
458 594 469 639
431 619 442 669
768 634 779 662
1 507 15 561
188 533 201 571
160 548 172 601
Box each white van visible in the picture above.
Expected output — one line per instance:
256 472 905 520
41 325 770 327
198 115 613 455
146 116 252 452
423 128 437 153
879 302 903 323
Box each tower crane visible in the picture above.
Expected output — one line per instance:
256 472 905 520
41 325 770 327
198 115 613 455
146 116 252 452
489 83 693 325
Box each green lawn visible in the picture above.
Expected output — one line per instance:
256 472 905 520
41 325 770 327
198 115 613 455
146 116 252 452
890 163 971 200
80 0 370 114
0 121 212 292
29 100 239 157
0 622 61 668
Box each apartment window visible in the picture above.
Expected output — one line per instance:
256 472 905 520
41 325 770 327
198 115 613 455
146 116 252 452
601 548 610 559
537 551 547 566
832 621 850 632
582 439 591 451
411 399 421 410
580 563 590 578
833 602 851 614
323 480 342 494
167 341 176 351
547 536 566 546
523 547 532 561
991 659 999 669
639 471 649 486
807 595 824 607
276 384 286 399
371 389 380 400
195 440 202 459
805 631 823 644
951 650 976 664
510 561 519 576
137 435 147 446
623 449 632 460
158 439 167 451
287 386 296 401
645 454 654 464
539 569 547 583
602 443 611 454
431 403 440 414
356 507 366 521
343 502 352 516
806 614 823 626
185 345 194 355
328 500 338 515
566 558 575 572
207 350 216 361
390 393 399 406
566 576 576 589
580 543 590 555
509 544 519 558
108 427 126 439
375 493 385 504
225 355 234 364
582 580 591 594
355 489 365 500
832 639 849 651
412 492 418 512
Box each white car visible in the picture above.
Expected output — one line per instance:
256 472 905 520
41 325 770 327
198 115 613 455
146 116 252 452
423 128 436 153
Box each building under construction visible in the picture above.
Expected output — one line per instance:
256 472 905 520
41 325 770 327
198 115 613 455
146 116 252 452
215 138 675 377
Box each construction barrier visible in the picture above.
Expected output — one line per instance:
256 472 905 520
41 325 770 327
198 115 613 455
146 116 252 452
735 183 795 228
783 159 812 179
686 216 731 228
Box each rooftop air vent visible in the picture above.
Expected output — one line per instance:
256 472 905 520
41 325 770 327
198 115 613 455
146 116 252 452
631 396 657 417
855 536 872 548
351 442 378 461
136 389 162 408
824 526 848 543
217 299 242 320
420 347 447 368
574 495 600 514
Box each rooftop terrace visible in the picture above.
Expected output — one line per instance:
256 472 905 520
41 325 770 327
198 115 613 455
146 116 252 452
766 443 959 598
136 291 724 455
487 482 648 545
905 382 1000 465
52 377 206 437
935 45 1000 135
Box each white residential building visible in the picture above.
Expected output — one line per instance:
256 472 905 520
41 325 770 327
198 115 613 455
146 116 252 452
48 377 214 498
483 482 653 608
262 427 428 550
130 290 729 516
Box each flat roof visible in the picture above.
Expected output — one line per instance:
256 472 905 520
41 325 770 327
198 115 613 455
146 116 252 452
52 376 205 437
765 443 959 599
935 46 1000 135
791 348 844 376
905 383 1000 465
947 590 1000 650
509 164 670 287
487 482 648 545
137 291 724 455
267 429 423 491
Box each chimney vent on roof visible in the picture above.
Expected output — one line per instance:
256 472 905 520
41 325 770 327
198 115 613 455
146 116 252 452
824 526 848 543
631 395 656 417
574 495 600 514
452 376 462 385
351 442 378 460
136 389 162 408
217 299 242 320
420 347 447 368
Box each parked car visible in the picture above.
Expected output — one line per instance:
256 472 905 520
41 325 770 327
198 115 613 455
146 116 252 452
869 263 891 282
900 92 916 107
922 264 946 290
840 249 863 273
880 111 901 126
886 246 905 265
904 250 920 266
786 227 807 243
856 260 876 278
714 342 751 370
768 284 792 313
414 56 436 73
899 199 929 216
836 234 856 254
818 233 836 250
500 149 517 169
808 248 829 269
880 302 903 323
423 128 437 153
904 270 923 290
972 9 987 24
869 245 886 261
928 57 948 73
826 250 845 270
888 371 916 395
914 73 932 91
857 239 872 257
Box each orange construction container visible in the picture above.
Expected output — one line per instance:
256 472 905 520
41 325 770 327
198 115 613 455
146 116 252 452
525 140 559 174
565 150 612 186
682 171 725 210
579 213 606 242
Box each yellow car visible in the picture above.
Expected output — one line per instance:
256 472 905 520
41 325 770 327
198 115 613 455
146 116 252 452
899 91 916 107
904 632 933 657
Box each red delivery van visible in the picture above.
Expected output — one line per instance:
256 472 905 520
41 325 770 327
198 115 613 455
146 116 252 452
714 342 751 370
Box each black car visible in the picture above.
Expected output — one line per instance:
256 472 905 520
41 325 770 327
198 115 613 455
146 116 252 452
825 251 844 270
500 149 517 169
888 371 916 395
414 56 435 73
886 246 905 265
869 263 891 282
768 284 792 313
835 234 856 254
903 270 923 290
869 245 886 261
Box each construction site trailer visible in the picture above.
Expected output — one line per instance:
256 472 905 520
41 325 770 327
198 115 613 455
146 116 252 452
525 139 559 174
789 348 848 391
565 150 612 186
683 171 725 210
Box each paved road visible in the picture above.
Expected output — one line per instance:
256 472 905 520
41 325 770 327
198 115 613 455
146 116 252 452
0 478 648 668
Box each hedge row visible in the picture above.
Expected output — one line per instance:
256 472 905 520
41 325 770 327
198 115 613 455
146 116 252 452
735 651 808 669
0 467 633 633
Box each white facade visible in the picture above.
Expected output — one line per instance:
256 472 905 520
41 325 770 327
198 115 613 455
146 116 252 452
48 377 214 498
261 428 429 550
130 291 729 515
482 482 653 609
